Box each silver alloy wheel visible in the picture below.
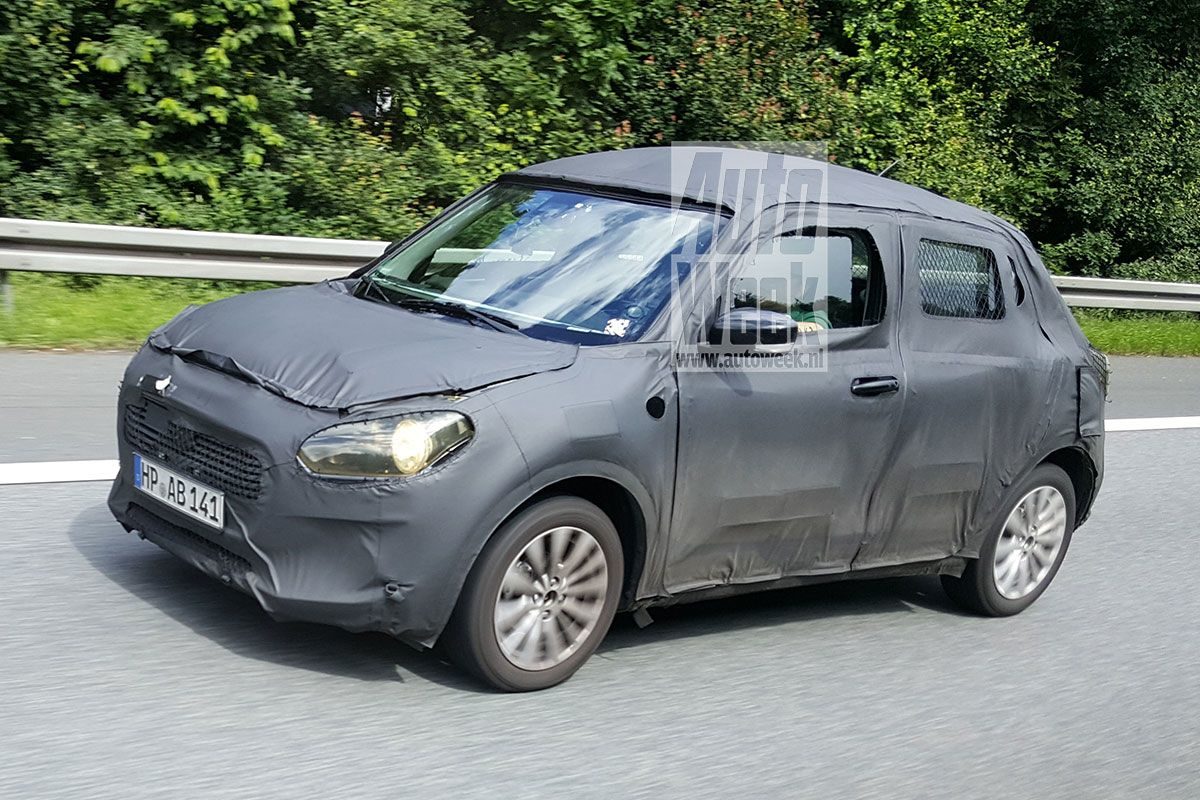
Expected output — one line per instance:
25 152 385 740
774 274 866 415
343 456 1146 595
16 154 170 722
993 485 1068 600
493 526 609 670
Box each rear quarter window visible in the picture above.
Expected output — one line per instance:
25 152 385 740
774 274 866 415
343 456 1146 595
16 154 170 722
917 239 1005 320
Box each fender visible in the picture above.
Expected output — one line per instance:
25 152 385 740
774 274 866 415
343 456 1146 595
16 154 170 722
443 459 661 613
958 436 1101 559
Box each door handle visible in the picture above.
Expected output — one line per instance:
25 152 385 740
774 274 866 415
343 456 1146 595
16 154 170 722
851 376 900 397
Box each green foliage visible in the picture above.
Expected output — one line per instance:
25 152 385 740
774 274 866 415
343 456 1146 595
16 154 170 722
618 0 843 144
1 0 1199 286
467 0 641 116
0 0 619 237
296 0 622 209
814 0 1060 220
1026 0 1200 275
1040 231 1122 276
1 0 312 229
1108 250 1200 285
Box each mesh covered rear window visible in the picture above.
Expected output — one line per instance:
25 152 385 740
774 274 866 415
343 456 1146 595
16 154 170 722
918 240 1005 320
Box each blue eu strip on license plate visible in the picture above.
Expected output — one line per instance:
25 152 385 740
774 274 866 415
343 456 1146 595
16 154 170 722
132 452 225 530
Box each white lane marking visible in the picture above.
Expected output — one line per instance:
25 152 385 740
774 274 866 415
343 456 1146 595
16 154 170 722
0 459 118 485
0 415 1198 486
1105 416 1200 432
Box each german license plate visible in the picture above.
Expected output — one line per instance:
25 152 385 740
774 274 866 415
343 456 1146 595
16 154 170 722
133 453 225 530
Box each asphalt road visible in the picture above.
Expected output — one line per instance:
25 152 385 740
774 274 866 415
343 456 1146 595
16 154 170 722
2 352 1199 798
0 351 128 462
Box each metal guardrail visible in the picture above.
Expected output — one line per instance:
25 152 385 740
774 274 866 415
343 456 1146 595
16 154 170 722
0 217 384 283
1 216 1199 313
1052 275 1200 312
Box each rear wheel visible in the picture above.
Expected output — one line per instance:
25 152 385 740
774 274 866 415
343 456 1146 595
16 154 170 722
443 497 623 691
942 463 1076 616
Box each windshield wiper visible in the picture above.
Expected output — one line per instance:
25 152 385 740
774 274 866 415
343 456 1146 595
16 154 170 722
357 275 525 336
395 297 526 336
357 275 394 306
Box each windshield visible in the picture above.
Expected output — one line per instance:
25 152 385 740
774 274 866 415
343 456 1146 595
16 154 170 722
361 183 721 344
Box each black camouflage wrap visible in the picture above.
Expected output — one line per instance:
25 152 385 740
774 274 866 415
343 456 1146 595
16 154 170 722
109 146 1104 647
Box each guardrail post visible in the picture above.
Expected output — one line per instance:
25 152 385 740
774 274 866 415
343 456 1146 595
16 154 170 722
0 270 11 314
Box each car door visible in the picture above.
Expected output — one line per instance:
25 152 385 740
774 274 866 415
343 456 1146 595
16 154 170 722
662 206 906 593
853 217 1065 568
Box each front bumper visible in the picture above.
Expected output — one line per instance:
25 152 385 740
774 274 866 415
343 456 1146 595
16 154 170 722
110 467 402 638
107 347 531 648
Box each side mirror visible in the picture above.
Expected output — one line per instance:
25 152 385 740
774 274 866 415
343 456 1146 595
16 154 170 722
707 307 797 346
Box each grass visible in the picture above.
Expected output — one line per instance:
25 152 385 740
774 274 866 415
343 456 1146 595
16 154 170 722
1072 309 1200 356
0 272 276 349
1 272 1199 355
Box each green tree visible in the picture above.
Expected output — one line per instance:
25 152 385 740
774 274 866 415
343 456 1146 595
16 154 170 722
808 0 1060 221
1029 0 1200 280
0 0 467 238
298 0 622 208
618 0 844 144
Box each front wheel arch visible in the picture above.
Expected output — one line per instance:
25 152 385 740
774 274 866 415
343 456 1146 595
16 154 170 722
502 475 649 609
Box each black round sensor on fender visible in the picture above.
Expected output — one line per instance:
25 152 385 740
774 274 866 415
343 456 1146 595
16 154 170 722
646 396 666 419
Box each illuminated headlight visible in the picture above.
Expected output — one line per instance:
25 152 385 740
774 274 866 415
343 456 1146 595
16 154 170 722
297 412 474 478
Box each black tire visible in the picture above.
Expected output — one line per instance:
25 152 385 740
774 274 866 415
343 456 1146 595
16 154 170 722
941 463 1076 616
443 496 624 692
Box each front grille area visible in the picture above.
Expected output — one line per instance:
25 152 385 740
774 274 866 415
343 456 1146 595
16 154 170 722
128 504 253 586
124 402 264 499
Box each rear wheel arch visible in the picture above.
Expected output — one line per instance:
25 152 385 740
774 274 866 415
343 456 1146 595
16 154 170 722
1041 446 1099 526
944 461 1076 616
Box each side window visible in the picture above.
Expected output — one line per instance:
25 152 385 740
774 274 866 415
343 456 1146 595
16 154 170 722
917 239 1005 320
732 228 886 329
1008 256 1026 306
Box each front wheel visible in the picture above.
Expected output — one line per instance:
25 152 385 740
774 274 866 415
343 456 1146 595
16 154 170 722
942 463 1076 616
443 497 624 691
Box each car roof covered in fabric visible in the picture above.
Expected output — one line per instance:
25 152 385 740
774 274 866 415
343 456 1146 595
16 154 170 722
514 145 1007 232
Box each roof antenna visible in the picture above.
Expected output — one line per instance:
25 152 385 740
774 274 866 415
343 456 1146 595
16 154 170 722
878 158 901 177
